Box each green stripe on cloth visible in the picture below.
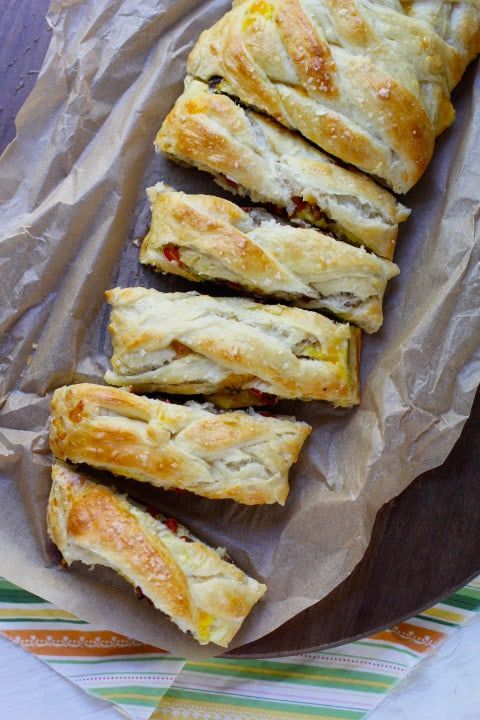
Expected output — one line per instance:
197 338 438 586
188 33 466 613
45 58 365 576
416 614 457 628
183 661 394 692
443 596 480 612
90 689 168 704
187 658 395 684
0 579 45 604
453 585 480 600
444 590 480 612
88 695 162 708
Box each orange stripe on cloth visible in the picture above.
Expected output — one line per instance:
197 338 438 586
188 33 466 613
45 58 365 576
372 622 445 653
2 629 165 656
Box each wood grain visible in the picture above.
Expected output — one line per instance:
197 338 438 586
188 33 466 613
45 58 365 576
230 388 480 656
2 0 479 658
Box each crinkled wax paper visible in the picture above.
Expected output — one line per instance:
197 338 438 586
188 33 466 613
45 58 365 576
0 0 479 657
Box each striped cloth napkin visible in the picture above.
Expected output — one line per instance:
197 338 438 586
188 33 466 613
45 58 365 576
1 576 479 720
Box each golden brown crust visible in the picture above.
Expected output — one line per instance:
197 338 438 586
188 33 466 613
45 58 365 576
47 463 267 647
140 183 399 333
104 287 361 407
50 384 311 505
186 0 466 191
155 79 409 259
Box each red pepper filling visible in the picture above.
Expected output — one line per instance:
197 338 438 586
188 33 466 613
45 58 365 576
165 518 178 534
250 388 278 405
291 195 309 212
222 176 238 189
163 244 183 266
146 505 162 519
180 535 193 543
290 196 327 224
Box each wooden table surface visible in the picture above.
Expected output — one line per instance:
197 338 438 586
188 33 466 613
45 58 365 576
2 0 479 658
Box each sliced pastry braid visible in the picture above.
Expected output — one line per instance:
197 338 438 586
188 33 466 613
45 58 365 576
187 0 471 192
104 287 361 408
48 463 267 647
50 383 311 505
140 183 399 333
155 79 409 259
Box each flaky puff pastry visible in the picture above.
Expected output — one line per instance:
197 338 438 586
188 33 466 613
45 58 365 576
188 0 464 192
104 287 361 408
48 463 267 647
401 0 480 71
50 384 310 505
140 183 399 334
155 79 409 260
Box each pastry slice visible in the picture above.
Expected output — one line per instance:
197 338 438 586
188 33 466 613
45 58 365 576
155 78 409 259
104 287 361 408
47 463 267 647
188 0 463 192
50 384 310 505
140 183 399 334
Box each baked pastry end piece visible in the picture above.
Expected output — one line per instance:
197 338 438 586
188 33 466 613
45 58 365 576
187 0 444 193
48 463 267 648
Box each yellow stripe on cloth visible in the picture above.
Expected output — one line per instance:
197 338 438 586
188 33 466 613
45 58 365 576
0 608 79 621
421 607 465 624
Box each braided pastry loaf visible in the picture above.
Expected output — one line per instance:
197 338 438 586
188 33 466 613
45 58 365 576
104 287 361 408
188 0 478 192
50 384 310 505
48 463 267 647
140 183 399 333
155 78 409 259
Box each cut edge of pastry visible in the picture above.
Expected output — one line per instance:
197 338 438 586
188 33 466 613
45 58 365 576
187 0 464 192
140 182 400 333
49 382 312 506
47 461 267 648
104 286 362 408
155 78 410 261
207 318 360 409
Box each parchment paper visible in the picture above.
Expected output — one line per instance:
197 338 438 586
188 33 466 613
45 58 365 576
0 0 479 658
